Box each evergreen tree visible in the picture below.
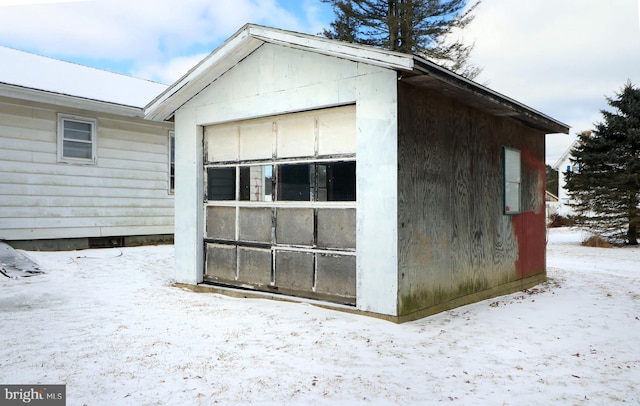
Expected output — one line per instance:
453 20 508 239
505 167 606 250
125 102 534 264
565 82 640 245
321 0 481 79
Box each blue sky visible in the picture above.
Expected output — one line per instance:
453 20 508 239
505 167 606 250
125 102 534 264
1 0 639 164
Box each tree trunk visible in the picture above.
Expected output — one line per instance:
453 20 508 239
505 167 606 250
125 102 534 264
629 224 638 245
398 0 414 53
387 0 399 50
628 194 638 245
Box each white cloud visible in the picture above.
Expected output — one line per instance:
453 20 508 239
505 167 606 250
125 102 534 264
0 0 86 5
0 0 321 80
132 53 209 85
463 0 640 164
3 0 635 166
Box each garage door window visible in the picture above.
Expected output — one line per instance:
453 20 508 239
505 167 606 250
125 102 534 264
207 167 236 200
207 161 356 202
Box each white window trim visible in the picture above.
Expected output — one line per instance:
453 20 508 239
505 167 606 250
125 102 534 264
504 146 521 215
57 113 97 165
169 130 175 194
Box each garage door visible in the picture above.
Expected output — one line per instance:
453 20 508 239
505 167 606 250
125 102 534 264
202 105 357 304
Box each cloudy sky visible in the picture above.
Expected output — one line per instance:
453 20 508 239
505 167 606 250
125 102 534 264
1 0 639 165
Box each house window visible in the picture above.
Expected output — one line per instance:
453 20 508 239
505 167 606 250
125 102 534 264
169 131 175 194
504 147 521 214
57 114 97 164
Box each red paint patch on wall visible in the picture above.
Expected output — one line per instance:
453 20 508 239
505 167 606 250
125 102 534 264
512 211 546 277
512 149 546 278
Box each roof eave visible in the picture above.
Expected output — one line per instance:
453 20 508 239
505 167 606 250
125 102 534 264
409 57 570 135
144 24 415 122
552 138 581 169
144 24 570 135
0 82 145 118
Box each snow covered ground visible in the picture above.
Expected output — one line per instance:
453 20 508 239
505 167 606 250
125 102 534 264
1 228 638 405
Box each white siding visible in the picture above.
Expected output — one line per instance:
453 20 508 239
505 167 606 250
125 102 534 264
174 107 203 285
355 65 399 316
0 96 175 240
554 140 580 216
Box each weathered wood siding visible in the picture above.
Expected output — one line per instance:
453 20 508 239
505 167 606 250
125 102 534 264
0 96 174 240
397 82 546 317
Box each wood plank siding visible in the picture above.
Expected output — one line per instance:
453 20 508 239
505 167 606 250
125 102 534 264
397 82 547 317
0 96 174 241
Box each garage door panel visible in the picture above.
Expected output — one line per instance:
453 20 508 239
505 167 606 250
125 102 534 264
238 207 272 243
275 250 314 291
275 208 314 246
317 208 356 249
205 243 236 281
205 124 238 162
316 254 356 298
317 105 356 155
206 206 236 240
239 121 273 160
276 115 315 158
203 106 356 304
238 247 272 286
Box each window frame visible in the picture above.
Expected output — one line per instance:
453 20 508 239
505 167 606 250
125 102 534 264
57 113 97 165
169 130 175 194
503 146 521 215
204 159 356 203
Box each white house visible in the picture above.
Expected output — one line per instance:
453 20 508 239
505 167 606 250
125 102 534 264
0 46 175 250
553 138 581 216
146 24 569 321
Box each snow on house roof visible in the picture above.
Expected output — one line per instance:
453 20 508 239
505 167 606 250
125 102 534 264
0 46 167 109
145 24 570 135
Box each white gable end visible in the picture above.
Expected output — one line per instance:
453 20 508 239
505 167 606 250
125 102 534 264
185 44 362 125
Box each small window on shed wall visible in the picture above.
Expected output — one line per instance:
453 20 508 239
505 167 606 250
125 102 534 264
504 147 521 214
57 114 97 164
